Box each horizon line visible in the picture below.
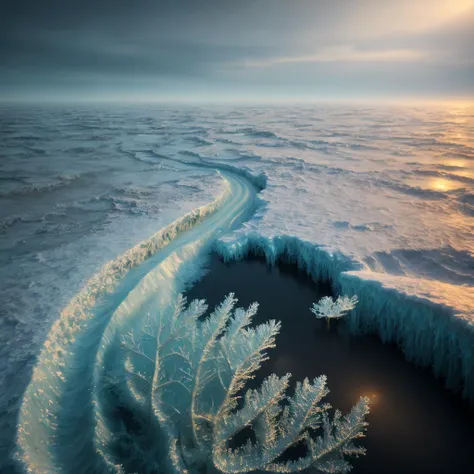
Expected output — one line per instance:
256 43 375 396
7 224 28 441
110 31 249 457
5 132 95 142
1 95 473 108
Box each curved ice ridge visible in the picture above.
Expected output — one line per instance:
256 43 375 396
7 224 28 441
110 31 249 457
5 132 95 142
215 233 474 404
16 164 262 473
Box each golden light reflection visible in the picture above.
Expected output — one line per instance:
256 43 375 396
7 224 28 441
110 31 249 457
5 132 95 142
438 159 474 178
404 177 466 192
450 169 473 179
431 178 455 192
441 159 466 168
441 128 472 147
361 391 381 408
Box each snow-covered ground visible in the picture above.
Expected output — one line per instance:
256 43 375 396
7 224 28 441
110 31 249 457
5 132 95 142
1 103 473 470
185 105 474 318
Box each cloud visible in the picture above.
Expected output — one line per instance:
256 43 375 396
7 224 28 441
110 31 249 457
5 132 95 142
241 47 428 68
0 0 472 100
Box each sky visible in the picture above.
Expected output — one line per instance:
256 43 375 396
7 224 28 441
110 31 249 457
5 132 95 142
1 0 473 103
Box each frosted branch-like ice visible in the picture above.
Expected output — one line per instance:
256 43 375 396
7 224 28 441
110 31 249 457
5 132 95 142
117 293 369 473
310 295 358 327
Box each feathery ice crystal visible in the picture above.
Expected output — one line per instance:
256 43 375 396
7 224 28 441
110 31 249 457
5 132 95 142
101 293 369 473
310 295 358 327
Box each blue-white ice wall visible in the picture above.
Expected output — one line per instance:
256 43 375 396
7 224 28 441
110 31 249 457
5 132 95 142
340 273 474 402
215 234 474 404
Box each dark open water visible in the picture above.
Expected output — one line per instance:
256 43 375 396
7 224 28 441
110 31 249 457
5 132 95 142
186 254 474 474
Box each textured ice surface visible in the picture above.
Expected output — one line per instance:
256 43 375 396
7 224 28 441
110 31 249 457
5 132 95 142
198 105 474 323
1 104 473 471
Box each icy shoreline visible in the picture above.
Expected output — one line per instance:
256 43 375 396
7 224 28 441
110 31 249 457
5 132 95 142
215 233 474 404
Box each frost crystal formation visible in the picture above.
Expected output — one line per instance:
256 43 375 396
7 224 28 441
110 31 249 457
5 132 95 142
310 296 358 325
105 293 370 473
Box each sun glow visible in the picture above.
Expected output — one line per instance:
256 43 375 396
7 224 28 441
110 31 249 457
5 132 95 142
430 178 458 192
396 0 474 29
449 0 474 15
345 0 474 38
404 176 467 192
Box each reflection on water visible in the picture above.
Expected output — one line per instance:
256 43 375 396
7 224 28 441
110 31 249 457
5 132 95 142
449 168 474 179
360 390 381 407
439 158 468 168
441 128 472 148
404 176 467 192
430 177 463 192
186 254 474 474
